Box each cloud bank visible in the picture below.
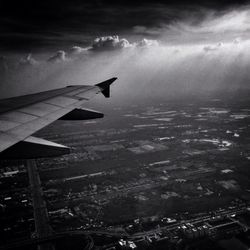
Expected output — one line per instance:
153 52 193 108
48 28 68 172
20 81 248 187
1 7 250 104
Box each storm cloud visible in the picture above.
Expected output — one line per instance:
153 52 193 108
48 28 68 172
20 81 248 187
0 5 250 104
0 0 248 51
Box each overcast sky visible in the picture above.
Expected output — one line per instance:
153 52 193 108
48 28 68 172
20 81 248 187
1 0 250 102
0 0 249 51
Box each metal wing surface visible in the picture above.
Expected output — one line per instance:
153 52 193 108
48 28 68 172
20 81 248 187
0 77 117 158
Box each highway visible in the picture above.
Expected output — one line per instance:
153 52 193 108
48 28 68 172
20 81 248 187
26 160 54 250
27 160 52 238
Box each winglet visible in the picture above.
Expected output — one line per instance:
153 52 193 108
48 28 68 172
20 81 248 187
95 77 117 98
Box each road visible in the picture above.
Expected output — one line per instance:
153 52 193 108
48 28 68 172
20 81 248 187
1 206 247 250
27 160 53 250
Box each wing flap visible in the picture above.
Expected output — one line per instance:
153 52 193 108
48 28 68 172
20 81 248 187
59 108 104 120
19 102 61 117
0 120 20 132
44 96 79 106
0 136 70 159
0 110 37 123
0 86 84 114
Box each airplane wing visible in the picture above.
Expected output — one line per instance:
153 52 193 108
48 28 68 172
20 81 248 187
0 77 117 159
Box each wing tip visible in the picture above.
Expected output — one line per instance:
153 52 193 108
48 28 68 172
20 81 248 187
95 77 117 88
67 77 117 89
96 77 117 98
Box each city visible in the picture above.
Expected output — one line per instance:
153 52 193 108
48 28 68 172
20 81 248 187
1 94 250 249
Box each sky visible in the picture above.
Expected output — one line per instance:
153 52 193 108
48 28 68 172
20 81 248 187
0 0 250 102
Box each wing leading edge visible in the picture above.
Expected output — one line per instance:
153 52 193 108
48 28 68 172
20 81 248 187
0 77 117 159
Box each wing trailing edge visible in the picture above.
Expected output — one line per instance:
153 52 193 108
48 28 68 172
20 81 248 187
0 136 70 159
59 108 104 120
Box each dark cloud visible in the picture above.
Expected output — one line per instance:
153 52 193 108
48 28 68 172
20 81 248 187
1 33 249 98
1 4 250 102
0 0 249 51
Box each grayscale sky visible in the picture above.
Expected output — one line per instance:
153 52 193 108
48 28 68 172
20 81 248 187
0 0 250 102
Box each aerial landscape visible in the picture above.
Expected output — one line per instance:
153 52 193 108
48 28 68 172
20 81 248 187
1 93 250 249
1 0 250 249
